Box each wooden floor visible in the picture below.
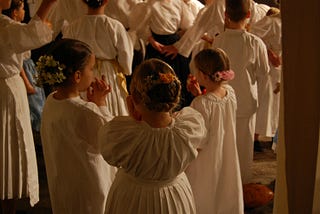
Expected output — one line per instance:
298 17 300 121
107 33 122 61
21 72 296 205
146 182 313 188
12 140 277 214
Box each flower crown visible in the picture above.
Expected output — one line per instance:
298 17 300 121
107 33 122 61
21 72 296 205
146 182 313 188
212 70 235 82
36 55 66 86
145 72 177 86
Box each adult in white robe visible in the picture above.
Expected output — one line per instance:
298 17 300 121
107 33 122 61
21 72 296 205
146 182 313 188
0 13 52 206
212 28 273 183
62 14 134 116
186 85 244 214
41 93 115 214
99 107 206 214
250 11 282 136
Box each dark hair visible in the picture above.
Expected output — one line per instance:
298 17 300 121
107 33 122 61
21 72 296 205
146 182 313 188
82 0 105 9
2 0 23 18
42 38 93 87
226 0 250 22
194 48 230 81
130 59 181 112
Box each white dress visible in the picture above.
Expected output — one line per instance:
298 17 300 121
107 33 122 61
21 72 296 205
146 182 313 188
0 14 52 206
99 107 206 214
62 14 134 116
250 13 282 135
186 85 244 214
40 93 115 214
212 28 273 183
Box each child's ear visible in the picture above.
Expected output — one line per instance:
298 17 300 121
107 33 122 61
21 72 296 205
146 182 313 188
73 71 81 83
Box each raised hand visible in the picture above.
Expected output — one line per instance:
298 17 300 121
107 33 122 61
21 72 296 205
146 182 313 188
87 75 111 106
187 74 202 97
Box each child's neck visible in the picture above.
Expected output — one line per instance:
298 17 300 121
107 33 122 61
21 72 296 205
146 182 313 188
53 86 80 100
87 6 106 15
226 19 247 30
205 83 226 98
141 109 172 128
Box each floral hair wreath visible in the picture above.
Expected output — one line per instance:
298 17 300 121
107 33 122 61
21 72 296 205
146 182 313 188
35 55 66 86
213 70 235 82
145 72 178 86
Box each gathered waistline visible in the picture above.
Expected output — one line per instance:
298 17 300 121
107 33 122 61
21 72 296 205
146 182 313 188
117 169 185 187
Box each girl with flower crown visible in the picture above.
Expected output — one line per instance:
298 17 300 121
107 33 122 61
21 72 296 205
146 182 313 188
39 38 116 214
186 48 244 214
62 0 134 116
0 0 56 213
98 58 206 214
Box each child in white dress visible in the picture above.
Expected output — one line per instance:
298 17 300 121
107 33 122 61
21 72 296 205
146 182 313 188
0 0 55 212
62 0 134 116
39 39 115 214
186 48 244 214
212 0 273 183
98 58 206 214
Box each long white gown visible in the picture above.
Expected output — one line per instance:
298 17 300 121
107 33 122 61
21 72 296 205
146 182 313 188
212 28 273 183
99 107 206 214
62 14 134 116
250 13 282 135
186 85 244 214
0 14 52 206
41 93 115 214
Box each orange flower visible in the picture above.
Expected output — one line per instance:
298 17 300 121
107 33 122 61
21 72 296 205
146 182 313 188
159 73 175 84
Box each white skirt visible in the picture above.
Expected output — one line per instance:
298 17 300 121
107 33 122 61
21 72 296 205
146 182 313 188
0 75 39 206
105 169 196 214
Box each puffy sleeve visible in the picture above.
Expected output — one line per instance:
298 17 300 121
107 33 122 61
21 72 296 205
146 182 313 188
99 107 206 179
174 0 225 57
1 15 52 54
108 20 134 76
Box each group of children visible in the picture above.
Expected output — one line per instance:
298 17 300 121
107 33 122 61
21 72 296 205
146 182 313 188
1 0 281 213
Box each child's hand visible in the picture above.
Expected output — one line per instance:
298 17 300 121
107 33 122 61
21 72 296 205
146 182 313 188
187 74 202 97
87 75 111 106
267 49 281 67
126 95 142 121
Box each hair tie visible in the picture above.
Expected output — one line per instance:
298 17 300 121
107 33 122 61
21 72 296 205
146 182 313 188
213 70 235 82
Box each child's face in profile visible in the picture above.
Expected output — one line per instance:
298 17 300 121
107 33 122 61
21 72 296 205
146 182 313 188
78 54 95 92
13 2 25 22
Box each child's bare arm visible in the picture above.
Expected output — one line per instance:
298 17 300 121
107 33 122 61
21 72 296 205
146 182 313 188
20 68 36 94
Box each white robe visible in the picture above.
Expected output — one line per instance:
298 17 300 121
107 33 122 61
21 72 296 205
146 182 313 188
40 93 115 214
62 14 134 116
212 28 273 183
187 85 244 214
0 14 52 206
250 13 282 135
99 107 206 214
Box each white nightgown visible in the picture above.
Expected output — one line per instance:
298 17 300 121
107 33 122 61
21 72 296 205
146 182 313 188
99 107 206 214
212 28 273 183
0 14 52 206
186 85 244 214
62 14 134 116
40 93 115 214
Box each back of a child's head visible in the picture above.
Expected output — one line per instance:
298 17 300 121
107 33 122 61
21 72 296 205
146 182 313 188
82 0 105 9
36 38 93 87
194 48 231 82
226 0 250 22
130 59 181 112
1 0 23 18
